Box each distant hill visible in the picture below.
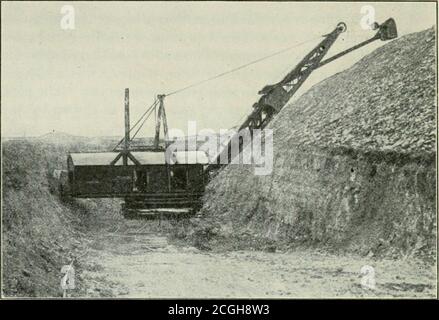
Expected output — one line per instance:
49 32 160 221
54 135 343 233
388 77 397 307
38 131 88 144
5 131 233 158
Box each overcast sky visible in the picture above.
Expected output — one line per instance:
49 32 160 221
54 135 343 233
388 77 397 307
1 1 436 137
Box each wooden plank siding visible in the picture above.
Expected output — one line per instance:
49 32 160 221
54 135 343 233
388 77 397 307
68 163 206 198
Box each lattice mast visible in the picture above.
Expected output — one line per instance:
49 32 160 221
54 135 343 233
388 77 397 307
212 19 397 166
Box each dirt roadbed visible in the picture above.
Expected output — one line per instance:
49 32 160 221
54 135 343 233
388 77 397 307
75 219 436 298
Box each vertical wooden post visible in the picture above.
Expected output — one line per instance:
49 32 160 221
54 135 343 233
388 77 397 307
124 88 130 165
160 95 169 144
154 102 162 149
154 94 167 149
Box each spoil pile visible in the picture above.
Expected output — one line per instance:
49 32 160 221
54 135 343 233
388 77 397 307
192 27 436 259
271 27 436 154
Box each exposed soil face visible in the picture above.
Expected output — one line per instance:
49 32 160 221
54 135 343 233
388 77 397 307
1 139 122 297
76 212 436 298
198 27 437 261
2 27 436 298
1 140 436 298
200 147 436 261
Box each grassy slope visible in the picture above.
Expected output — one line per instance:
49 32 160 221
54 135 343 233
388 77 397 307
1 139 120 297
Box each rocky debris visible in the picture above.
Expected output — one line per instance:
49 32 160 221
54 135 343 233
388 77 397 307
270 27 436 155
197 27 436 260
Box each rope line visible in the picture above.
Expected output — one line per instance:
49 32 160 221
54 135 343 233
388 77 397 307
131 104 157 141
113 34 322 150
165 36 322 97
112 98 158 150
130 99 159 133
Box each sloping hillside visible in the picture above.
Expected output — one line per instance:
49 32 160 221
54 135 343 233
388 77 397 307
194 27 436 260
1 139 122 297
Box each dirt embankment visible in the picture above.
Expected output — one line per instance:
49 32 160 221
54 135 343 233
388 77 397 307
1 139 120 297
2 28 436 297
179 28 437 261
190 147 435 259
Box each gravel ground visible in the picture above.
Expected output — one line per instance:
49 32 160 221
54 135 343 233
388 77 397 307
77 218 436 298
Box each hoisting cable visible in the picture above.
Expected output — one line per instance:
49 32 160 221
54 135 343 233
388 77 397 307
164 35 322 98
130 103 157 141
112 98 159 151
131 98 159 132
113 34 322 151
